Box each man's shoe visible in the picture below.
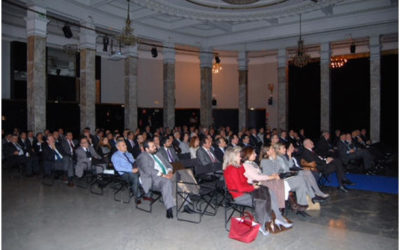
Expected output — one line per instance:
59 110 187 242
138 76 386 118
166 208 173 219
339 185 349 193
183 205 195 214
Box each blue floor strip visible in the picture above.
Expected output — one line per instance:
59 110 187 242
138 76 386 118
324 173 398 194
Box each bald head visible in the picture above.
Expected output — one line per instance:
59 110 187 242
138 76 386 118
303 139 314 150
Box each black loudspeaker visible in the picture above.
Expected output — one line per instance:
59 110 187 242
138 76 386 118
212 98 217 106
350 43 356 54
151 47 158 58
62 25 73 38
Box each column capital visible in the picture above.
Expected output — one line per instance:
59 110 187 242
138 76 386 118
238 51 248 70
26 6 49 38
80 18 96 50
199 48 213 68
124 45 138 58
163 42 175 64
277 48 287 67
320 42 331 62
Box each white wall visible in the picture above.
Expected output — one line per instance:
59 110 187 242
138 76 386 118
2 40 11 99
176 61 200 108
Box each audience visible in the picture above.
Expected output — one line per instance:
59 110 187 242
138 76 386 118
189 136 200 159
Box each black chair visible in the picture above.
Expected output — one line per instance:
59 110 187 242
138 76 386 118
224 187 255 232
135 189 162 213
175 170 218 224
90 167 116 195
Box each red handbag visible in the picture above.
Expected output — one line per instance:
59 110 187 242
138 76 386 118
229 212 261 243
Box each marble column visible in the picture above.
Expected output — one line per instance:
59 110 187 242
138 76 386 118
163 43 176 129
277 48 288 131
124 45 138 131
320 42 331 132
369 35 381 143
26 6 48 133
79 19 96 131
199 49 213 128
238 51 248 130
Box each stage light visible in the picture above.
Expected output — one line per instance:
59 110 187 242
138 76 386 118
350 42 356 54
103 36 109 52
215 56 221 64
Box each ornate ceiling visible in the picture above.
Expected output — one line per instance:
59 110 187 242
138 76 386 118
2 0 398 55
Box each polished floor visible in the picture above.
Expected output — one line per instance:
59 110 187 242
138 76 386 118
2 172 398 250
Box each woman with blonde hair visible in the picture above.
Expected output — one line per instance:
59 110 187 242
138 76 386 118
223 147 292 236
189 136 200 159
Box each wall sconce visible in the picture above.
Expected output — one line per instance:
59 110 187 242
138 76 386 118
268 83 274 105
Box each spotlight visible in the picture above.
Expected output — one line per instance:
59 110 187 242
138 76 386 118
215 55 221 64
151 47 158 58
103 36 109 52
62 25 73 39
350 42 356 54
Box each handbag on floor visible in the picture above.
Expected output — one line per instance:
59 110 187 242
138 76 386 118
229 212 260 243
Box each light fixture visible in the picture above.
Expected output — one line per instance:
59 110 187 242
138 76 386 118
103 36 109 52
119 0 137 46
151 47 158 58
330 57 348 68
212 55 222 74
62 24 73 38
292 14 310 68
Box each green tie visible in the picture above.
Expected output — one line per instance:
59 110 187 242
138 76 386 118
152 155 167 175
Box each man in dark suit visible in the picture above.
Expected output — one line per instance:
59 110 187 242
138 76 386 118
60 132 77 186
196 137 221 172
132 134 144 158
125 131 136 154
315 131 335 158
228 134 240 148
301 138 352 192
19 131 40 176
157 136 180 163
214 137 226 163
4 134 32 175
42 135 73 186
239 135 251 148
249 128 262 151
337 133 373 172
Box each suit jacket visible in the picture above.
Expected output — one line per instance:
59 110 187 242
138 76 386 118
136 152 173 194
158 146 180 163
125 139 135 154
42 143 64 162
61 138 77 157
18 139 32 155
196 146 220 167
249 135 262 148
214 147 225 163
75 146 102 168
301 148 326 170
337 140 352 164
315 137 334 158
4 142 25 159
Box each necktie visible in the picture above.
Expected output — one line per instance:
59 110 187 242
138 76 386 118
85 148 92 158
207 150 216 163
69 141 74 154
123 152 134 166
152 155 167 174
166 148 174 162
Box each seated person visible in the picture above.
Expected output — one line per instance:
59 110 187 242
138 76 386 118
275 143 329 200
136 140 176 219
158 136 180 163
42 135 73 186
196 136 222 172
213 137 227 163
111 139 141 204
4 134 33 175
189 136 200 159
75 137 106 178
132 134 144 159
315 131 336 158
260 145 318 209
178 132 191 157
302 138 353 192
337 133 374 172
224 147 292 236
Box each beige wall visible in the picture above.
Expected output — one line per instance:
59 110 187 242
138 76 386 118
101 58 124 104
175 61 200 108
248 62 278 129
137 57 163 108
212 63 239 109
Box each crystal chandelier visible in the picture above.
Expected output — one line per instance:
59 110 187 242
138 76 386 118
292 14 310 68
212 55 222 74
119 0 137 46
331 57 348 68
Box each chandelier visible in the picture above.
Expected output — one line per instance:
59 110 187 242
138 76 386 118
212 55 222 74
331 57 348 68
292 14 310 68
119 0 137 46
